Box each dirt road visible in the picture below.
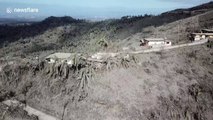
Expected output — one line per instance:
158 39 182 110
130 39 208 54
3 100 59 120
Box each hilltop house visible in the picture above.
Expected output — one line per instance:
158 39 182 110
45 53 77 65
140 38 172 48
191 33 213 41
201 29 213 33
191 29 213 41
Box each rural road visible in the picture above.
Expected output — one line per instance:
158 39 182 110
89 39 208 62
130 39 208 54
3 100 59 120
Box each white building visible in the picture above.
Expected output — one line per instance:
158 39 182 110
141 38 172 48
191 33 213 41
45 53 79 65
91 52 118 60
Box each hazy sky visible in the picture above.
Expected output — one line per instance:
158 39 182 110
0 0 212 19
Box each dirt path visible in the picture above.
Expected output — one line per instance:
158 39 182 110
3 100 59 120
88 40 208 62
130 39 208 54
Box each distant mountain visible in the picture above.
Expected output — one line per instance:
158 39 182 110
0 16 85 46
96 2 212 42
38 16 84 27
163 1 213 15
42 16 81 23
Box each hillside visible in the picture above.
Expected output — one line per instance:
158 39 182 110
0 1 213 49
1 9 213 59
0 16 85 46
0 2 213 120
0 44 212 120
122 10 213 49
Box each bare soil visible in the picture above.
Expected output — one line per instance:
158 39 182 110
0 44 212 120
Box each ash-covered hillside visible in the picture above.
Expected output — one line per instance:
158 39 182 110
0 2 213 59
0 16 85 46
0 1 213 48
0 1 213 120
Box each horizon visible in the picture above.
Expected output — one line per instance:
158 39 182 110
0 0 212 21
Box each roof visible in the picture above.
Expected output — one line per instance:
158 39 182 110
144 38 165 41
201 29 213 32
192 33 213 36
46 53 74 59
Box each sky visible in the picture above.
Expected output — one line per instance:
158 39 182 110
0 0 212 20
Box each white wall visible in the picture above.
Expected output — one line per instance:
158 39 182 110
194 35 201 41
148 41 164 46
148 41 165 47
